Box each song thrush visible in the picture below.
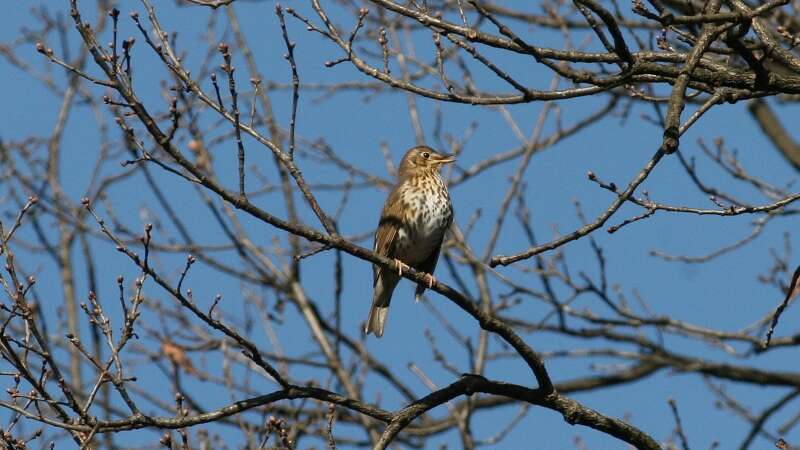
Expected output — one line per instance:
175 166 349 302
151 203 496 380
365 146 455 337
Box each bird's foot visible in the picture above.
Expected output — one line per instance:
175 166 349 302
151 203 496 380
423 273 436 289
394 259 409 276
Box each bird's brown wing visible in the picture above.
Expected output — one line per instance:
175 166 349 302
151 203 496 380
366 190 405 337
373 188 404 285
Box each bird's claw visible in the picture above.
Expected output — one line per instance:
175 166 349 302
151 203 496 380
393 260 434 288
394 259 405 276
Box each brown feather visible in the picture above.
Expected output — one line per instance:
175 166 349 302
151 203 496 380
365 186 405 337
372 188 404 284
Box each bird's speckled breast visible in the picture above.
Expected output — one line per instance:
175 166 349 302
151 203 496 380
394 173 452 264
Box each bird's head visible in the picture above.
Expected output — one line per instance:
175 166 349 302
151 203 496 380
397 146 456 179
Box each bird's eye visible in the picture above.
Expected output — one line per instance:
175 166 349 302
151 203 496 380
422 152 430 159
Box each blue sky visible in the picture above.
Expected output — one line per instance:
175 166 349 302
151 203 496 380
2 1 800 448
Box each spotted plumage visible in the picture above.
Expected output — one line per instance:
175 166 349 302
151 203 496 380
365 146 455 337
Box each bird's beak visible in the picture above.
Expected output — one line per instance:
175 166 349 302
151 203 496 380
433 154 456 164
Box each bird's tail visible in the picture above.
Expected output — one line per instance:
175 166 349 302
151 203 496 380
364 302 389 337
365 274 396 337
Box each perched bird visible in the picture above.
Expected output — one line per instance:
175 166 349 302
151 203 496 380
365 145 455 337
